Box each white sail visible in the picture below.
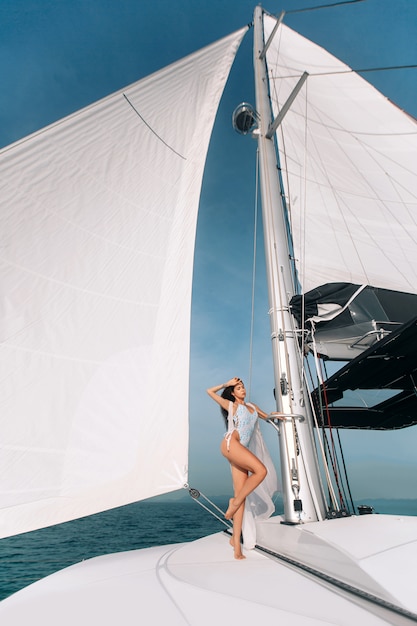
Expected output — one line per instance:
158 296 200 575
1 7 417 623
0 28 246 539
264 15 417 296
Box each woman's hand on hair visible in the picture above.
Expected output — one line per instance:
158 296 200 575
225 377 241 387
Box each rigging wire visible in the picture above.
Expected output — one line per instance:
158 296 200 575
244 82 304 516
264 24 332 517
186 486 233 531
262 0 408 512
300 76 309 384
255 27 305 505
320 359 356 514
273 54 341 515
256 7 372 520
316 354 347 507
336 430 357 514
349 64 417 74
264 23 343 518
322 428 346 508
319 349 354 513
247 149 260 399
308 341 339 510
283 0 366 14
269 65 417 82
309 340 357 514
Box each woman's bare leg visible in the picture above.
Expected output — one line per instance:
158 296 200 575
229 464 248 559
221 436 267 520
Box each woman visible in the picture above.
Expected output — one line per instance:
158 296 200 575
206 376 285 559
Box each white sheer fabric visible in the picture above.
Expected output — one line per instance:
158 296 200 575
243 421 279 549
226 402 279 549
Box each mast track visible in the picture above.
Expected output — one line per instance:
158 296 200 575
254 542 417 624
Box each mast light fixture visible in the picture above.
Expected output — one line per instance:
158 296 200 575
232 102 259 135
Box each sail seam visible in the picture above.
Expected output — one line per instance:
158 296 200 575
123 93 186 160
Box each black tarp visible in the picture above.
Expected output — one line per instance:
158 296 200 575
291 283 417 330
290 283 417 360
312 316 417 429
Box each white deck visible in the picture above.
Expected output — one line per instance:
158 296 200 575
257 513 417 613
1 518 416 625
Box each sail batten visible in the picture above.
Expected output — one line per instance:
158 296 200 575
0 27 247 539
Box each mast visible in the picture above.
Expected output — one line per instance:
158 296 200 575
253 6 327 524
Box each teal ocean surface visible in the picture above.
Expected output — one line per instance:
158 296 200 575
1 496 416 602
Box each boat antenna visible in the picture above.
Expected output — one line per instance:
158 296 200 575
284 0 366 14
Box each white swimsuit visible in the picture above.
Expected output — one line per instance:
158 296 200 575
225 401 257 450
224 400 280 550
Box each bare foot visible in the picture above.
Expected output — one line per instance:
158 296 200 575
229 532 245 559
225 497 239 520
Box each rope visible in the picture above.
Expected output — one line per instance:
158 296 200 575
186 486 233 530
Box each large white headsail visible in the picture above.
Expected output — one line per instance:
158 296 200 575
264 15 417 296
0 27 246 538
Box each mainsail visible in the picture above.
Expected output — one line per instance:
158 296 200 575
264 15 417 357
0 28 246 538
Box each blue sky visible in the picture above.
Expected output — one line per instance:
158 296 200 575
1 0 417 502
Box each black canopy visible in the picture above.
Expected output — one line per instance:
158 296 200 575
312 316 417 429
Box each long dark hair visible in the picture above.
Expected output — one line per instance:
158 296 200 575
220 386 235 427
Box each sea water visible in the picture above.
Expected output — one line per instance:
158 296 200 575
0 495 230 601
1 496 416 601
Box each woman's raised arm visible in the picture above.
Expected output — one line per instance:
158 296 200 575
206 377 241 411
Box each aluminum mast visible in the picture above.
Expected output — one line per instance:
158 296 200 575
253 6 327 524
